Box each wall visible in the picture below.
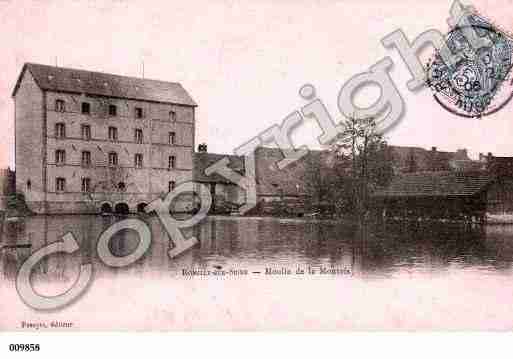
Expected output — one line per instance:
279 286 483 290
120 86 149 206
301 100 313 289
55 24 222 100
17 82 196 214
14 71 45 210
486 178 513 214
213 182 245 205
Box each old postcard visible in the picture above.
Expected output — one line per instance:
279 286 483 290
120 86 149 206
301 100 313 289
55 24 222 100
2 0 513 335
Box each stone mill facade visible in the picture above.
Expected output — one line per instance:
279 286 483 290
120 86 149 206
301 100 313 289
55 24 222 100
13 63 197 214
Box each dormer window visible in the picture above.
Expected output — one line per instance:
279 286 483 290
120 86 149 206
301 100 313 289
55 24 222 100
108 104 117 116
135 107 143 119
55 99 65 112
81 102 90 115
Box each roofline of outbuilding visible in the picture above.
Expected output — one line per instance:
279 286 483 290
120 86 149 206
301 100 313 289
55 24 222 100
371 174 498 199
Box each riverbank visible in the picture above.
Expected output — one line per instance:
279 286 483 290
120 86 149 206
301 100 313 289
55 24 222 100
207 214 346 224
5 210 513 227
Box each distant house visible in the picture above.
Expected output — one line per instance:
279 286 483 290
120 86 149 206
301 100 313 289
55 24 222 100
485 156 513 214
487 156 513 177
252 147 344 215
193 145 512 219
0 167 15 211
388 146 483 174
0 168 15 195
194 147 339 215
254 147 314 202
193 152 246 213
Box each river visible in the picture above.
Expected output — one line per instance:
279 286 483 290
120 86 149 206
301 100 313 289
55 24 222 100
1 214 513 330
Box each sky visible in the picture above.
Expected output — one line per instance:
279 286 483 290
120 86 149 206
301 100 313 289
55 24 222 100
1 0 513 168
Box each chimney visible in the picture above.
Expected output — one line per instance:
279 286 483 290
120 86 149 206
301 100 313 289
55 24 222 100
198 143 208 153
456 148 468 159
429 146 438 171
486 152 494 172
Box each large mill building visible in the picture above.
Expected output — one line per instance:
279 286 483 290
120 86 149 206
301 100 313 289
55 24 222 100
13 63 197 214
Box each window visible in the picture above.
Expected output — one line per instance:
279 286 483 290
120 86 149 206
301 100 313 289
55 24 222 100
108 152 118 166
118 182 126 192
55 123 66 138
81 102 90 115
134 153 143 168
81 151 91 167
108 104 117 116
55 149 66 165
27 180 31 191
169 132 176 145
81 124 91 140
108 127 118 141
81 178 91 193
169 110 176 122
168 181 176 192
56 177 66 192
168 155 176 170
135 107 143 119
135 129 143 144
55 99 65 112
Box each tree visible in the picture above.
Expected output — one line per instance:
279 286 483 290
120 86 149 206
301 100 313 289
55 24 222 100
330 115 393 221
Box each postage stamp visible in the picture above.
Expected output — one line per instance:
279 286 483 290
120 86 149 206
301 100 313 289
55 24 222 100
426 14 513 118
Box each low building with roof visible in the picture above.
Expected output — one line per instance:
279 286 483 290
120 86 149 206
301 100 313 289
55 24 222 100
194 146 340 215
192 144 513 219
193 150 246 213
371 169 513 221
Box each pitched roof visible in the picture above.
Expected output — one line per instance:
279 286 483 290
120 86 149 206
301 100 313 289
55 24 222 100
254 147 335 197
12 63 197 106
388 145 472 173
193 152 244 183
488 156 513 176
373 171 493 198
254 147 307 196
193 147 338 195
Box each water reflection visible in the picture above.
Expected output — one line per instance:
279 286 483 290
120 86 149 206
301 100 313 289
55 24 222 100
1 215 513 282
